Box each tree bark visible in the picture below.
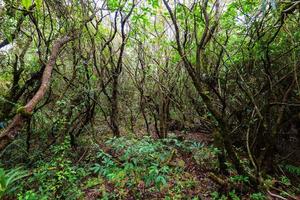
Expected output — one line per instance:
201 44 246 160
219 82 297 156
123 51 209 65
110 74 120 137
0 34 75 151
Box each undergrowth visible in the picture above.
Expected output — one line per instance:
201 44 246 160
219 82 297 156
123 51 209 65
0 135 299 199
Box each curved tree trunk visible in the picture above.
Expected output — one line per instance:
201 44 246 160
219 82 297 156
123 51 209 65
0 35 75 151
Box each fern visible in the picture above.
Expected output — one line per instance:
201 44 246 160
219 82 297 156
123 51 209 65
0 167 28 198
284 164 300 176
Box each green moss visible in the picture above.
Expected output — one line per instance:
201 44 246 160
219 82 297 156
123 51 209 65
16 106 32 117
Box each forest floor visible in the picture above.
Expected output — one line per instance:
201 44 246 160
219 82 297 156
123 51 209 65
76 131 298 200
82 131 216 199
2 131 300 200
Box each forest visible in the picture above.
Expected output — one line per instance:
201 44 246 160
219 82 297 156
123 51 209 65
0 0 300 199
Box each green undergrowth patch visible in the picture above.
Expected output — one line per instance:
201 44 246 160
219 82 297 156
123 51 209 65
2 135 219 199
14 138 88 200
89 135 216 199
2 135 298 199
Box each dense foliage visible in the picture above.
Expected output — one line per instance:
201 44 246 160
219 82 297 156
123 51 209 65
0 0 300 199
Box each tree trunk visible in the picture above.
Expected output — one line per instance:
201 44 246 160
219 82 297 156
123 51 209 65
110 75 120 137
0 34 75 151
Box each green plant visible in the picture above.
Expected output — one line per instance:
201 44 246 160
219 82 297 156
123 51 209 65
250 192 266 200
22 138 87 199
91 136 201 198
17 190 40 200
280 176 291 186
83 177 103 189
229 190 240 200
0 167 28 198
230 175 249 184
211 191 227 200
193 146 219 170
283 164 300 176
147 165 168 189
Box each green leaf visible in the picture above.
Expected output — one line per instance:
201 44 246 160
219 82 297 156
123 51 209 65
155 175 167 189
107 0 120 10
148 0 159 8
35 0 43 9
22 0 32 10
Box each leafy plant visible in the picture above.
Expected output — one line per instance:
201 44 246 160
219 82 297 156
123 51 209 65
283 164 300 176
20 138 87 199
193 146 219 170
229 190 240 200
0 167 28 198
21 0 32 10
280 176 291 186
211 191 227 200
17 190 40 200
230 175 249 184
250 192 266 200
